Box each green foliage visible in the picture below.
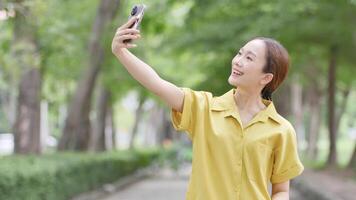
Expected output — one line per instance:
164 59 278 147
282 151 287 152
156 142 192 170
0 149 159 200
164 0 356 93
0 0 355 167
2 0 355 103
39 0 99 102
301 135 355 169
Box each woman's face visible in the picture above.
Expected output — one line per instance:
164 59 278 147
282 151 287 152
228 39 273 90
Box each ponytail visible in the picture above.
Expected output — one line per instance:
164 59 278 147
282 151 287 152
261 87 272 101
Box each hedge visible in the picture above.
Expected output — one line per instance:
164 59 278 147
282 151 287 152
0 149 159 200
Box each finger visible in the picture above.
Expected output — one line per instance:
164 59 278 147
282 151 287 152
114 34 140 43
119 34 140 42
126 43 137 48
116 29 140 36
121 16 138 30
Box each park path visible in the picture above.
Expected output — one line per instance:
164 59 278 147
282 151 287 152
102 176 188 200
101 163 303 200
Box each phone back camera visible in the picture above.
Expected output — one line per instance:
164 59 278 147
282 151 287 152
131 6 138 16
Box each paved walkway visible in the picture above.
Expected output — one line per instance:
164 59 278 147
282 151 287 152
103 181 302 200
292 169 356 200
100 163 303 200
101 164 190 200
102 177 188 200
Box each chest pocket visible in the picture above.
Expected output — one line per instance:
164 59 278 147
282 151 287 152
244 141 274 182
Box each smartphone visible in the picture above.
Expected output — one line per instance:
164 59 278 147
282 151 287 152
124 4 146 43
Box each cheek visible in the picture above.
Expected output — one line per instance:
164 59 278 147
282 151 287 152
245 67 263 82
257 59 266 71
248 61 265 73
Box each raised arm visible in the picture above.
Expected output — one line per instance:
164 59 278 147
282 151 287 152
111 17 184 112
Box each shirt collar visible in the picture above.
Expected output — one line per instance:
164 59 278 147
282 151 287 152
211 88 282 125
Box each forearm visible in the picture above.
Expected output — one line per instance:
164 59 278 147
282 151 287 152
271 191 289 200
115 48 162 94
111 21 184 111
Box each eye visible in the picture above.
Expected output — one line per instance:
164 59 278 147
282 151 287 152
237 51 242 56
247 56 253 61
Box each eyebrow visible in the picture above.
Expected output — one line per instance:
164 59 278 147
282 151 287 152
240 48 257 57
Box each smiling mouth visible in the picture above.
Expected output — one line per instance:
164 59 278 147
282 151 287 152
232 70 244 76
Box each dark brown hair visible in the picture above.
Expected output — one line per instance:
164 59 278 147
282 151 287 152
253 37 290 100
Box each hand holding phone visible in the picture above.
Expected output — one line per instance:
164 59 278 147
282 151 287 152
128 4 146 29
124 4 146 43
111 4 146 53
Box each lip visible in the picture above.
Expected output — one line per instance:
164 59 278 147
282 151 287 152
232 68 244 76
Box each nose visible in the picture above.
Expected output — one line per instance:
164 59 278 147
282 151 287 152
233 58 242 67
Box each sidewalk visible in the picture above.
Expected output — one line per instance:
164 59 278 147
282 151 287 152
102 176 188 200
102 163 191 200
72 163 191 200
99 163 304 200
292 168 356 200
72 163 317 200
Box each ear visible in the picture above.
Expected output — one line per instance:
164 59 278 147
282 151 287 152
260 73 273 85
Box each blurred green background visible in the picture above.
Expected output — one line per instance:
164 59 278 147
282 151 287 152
0 0 355 199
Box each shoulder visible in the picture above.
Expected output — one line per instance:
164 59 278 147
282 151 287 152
180 87 214 109
181 87 214 99
273 113 296 136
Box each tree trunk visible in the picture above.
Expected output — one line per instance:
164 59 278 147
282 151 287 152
274 82 291 117
348 143 356 170
129 93 146 149
106 102 116 150
145 103 166 147
14 69 42 154
326 46 338 167
159 110 175 145
302 62 325 160
12 1 42 154
335 86 351 133
58 0 120 151
291 75 305 152
90 86 110 152
306 84 322 160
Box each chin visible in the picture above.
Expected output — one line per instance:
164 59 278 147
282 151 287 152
228 76 238 87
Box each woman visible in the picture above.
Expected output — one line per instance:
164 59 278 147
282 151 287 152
112 16 304 200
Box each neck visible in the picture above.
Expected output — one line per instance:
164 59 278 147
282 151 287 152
233 87 266 113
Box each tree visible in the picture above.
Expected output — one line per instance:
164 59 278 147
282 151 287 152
10 0 42 154
58 0 120 151
90 84 114 151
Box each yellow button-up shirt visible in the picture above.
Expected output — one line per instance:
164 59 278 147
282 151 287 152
171 88 304 200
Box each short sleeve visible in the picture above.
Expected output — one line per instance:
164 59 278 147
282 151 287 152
270 126 304 184
170 87 210 140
